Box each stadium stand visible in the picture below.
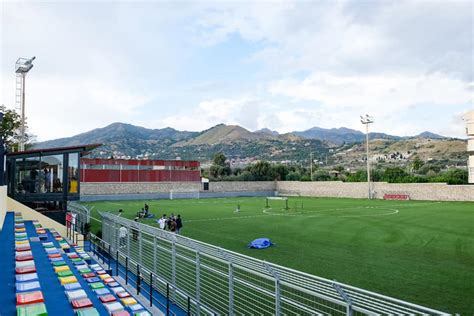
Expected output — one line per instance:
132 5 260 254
0 211 154 316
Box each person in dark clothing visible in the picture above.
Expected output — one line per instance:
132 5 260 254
176 215 183 234
132 217 139 241
169 218 177 233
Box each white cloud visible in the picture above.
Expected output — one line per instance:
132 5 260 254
268 72 472 136
269 73 471 110
159 97 262 131
1 73 153 141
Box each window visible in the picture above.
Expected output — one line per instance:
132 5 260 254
68 153 79 194
42 154 64 193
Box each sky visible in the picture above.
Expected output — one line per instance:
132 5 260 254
0 0 473 141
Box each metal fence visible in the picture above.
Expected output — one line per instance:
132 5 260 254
100 212 448 315
68 201 91 224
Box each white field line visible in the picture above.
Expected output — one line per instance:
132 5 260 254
263 206 400 218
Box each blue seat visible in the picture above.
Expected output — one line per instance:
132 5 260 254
16 281 41 292
16 273 39 282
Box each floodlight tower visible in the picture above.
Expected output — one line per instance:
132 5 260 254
463 110 474 183
15 56 36 152
360 114 374 199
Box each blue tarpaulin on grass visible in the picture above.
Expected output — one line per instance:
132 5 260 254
247 238 273 249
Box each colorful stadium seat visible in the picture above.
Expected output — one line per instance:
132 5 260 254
76 307 100 316
16 272 38 282
54 265 71 273
65 289 88 301
64 282 82 291
71 298 93 309
89 282 105 290
16 291 44 305
99 294 117 303
107 282 120 287
59 276 78 285
104 302 124 314
57 270 74 277
112 311 130 316
121 297 137 305
16 280 41 292
85 277 101 283
94 288 111 295
16 266 37 274
16 303 48 316
16 254 34 261
128 304 144 312
117 291 130 298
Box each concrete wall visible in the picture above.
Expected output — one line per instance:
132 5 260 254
1 186 68 236
277 181 474 202
6 197 68 236
0 186 7 230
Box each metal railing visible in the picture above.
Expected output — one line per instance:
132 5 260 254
68 201 91 224
87 233 214 315
99 212 448 315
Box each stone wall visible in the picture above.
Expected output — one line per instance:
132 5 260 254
207 181 275 192
81 181 474 202
277 181 474 201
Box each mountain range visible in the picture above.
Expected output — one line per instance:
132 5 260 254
34 122 451 162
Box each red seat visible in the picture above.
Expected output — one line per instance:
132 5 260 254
71 298 93 309
96 271 106 275
16 246 31 252
112 311 130 316
16 266 37 274
48 253 61 259
82 273 96 278
99 294 116 303
16 254 34 261
16 291 44 305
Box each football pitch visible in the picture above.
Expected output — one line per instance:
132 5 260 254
81 197 473 314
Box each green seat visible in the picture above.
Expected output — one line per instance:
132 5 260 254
76 308 99 316
57 270 73 277
52 261 67 266
17 303 48 316
78 268 92 274
89 282 105 290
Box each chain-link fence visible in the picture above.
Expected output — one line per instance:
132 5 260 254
100 212 448 315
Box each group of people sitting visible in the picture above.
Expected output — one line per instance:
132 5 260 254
157 214 183 234
137 203 155 219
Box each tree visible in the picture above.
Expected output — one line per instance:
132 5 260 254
383 167 408 183
0 104 32 151
272 164 289 180
213 152 227 167
248 161 276 180
411 157 424 173
210 152 231 179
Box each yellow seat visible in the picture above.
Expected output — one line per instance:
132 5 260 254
59 276 77 285
98 274 111 280
121 297 137 305
15 240 29 245
54 265 70 273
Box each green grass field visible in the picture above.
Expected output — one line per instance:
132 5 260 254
82 197 473 314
